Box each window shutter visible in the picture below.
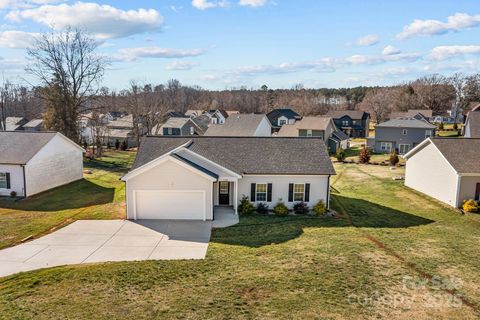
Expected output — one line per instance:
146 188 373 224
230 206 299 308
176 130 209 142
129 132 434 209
267 183 272 202
305 183 310 202
6 173 10 189
250 183 256 202
288 183 294 202
163 127 168 135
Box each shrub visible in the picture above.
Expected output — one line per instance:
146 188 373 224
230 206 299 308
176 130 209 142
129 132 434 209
439 122 444 130
293 201 309 214
463 199 479 213
313 200 327 216
453 123 458 130
10 191 17 198
115 139 120 150
121 140 128 151
389 149 399 166
273 199 289 216
256 202 269 214
335 147 345 162
358 147 370 164
239 195 255 215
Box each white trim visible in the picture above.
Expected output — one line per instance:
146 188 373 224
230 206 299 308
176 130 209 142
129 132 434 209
133 189 207 221
243 174 331 177
454 175 462 208
121 140 193 181
293 183 306 202
255 183 268 202
403 138 459 175
234 179 238 215
398 144 410 154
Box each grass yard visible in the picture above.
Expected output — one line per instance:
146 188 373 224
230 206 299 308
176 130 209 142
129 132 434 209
340 145 406 165
0 150 135 250
1 158 480 318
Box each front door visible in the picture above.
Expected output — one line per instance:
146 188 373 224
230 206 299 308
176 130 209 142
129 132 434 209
475 183 480 201
219 181 230 205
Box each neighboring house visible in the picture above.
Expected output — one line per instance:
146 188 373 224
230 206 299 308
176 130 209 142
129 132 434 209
267 108 302 131
104 111 128 123
185 109 204 117
463 111 480 138
276 116 349 153
325 110 370 138
79 112 108 144
368 118 436 154
389 109 433 122
0 132 84 198
22 119 44 132
121 136 335 220
3 117 28 131
155 117 199 136
106 114 141 148
204 114 272 136
191 114 211 135
431 115 456 124
206 109 229 124
404 138 480 208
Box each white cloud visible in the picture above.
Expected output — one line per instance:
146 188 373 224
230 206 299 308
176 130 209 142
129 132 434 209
355 34 379 46
397 12 480 40
0 30 38 48
6 2 163 39
166 61 199 70
382 45 401 55
239 0 267 7
192 0 228 10
116 46 206 61
429 45 480 60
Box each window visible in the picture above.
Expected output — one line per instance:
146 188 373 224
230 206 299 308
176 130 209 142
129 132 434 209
380 142 392 152
425 130 432 138
167 128 173 135
190 126 195 135
0 173 7 189
279 119 287 126
293 184 305 201
256 183 267 201
306 129 312 137
342 120 349 126
398 144 410 154
402 129 408 135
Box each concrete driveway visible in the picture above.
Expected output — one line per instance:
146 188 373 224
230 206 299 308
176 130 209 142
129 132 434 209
0 220 212 277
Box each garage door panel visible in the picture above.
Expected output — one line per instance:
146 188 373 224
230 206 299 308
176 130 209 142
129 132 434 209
135 191 205 220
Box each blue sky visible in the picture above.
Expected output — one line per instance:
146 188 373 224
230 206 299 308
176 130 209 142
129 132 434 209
0 0 480 90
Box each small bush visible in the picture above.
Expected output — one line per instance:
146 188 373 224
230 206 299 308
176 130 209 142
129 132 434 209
358 147 370 164
453 123 458 130
463 199 479 213
10 191 17 198
115 139 120 150
256 202 269 214
239 195 255 215
293 201 309 214
389 149 399 166
335 147 345 162
313 200 327 216
273 199 289 216
121 140 128 151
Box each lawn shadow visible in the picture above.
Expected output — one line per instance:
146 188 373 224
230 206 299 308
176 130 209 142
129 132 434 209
0 179 115 212
332 195 434 228
211 195 434 248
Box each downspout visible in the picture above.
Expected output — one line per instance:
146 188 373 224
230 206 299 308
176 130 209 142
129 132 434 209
455 174 462 208
327 175 331 209
21 164 27 198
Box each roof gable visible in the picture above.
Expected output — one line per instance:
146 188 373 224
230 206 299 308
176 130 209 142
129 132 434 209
204 114 270 136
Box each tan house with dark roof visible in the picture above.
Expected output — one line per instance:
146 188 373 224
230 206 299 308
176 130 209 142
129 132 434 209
404 138 480 208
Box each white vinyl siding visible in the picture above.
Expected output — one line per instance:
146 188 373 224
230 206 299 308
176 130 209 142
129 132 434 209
0 173 7 189
0 165 25 197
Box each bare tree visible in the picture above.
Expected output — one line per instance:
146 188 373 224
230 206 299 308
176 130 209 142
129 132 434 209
411 74 455 114
359 88 393 123
25 27 107 141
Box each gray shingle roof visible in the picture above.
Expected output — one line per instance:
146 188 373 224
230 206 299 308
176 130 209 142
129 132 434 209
431 138 480 174
376 117 436 129
465 112 480 138
4 117 26 131
0 131 57 164
23 119 44 128
131 136 335 175
325 110 369 120
204 114 270 136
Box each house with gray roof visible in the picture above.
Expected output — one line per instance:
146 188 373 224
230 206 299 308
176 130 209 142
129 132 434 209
325 110 370 138
2 117 28 131
463 111 480 138
267 108 302 131
0 132 84 198
276 116 349 153
121 136 335 220
153 117 201 136
23 119 44 132
404 138 480 208
368 117 436 154
204 114 272 136
389 109 433 122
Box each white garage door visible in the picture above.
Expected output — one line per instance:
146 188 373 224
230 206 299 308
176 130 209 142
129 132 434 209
135 190 206 220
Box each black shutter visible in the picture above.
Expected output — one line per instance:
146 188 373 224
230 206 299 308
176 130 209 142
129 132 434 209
267 183 272 202
250 183 256 202
288 183 294 202
305 183 310 202
5 173 10 189
163 127 168 135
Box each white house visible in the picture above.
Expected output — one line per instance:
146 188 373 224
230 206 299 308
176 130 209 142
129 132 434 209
403 138 480 208
121 137 335 220
204 114 272 136
0 132 84 198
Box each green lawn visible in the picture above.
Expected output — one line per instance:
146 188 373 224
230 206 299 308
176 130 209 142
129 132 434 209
1 160 480 319
0 150 135 250
341 145 406 165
